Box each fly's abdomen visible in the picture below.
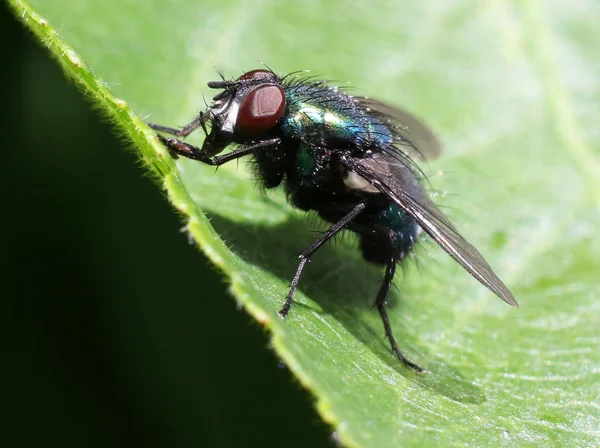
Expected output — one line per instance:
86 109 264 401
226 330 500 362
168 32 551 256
357 203 419 265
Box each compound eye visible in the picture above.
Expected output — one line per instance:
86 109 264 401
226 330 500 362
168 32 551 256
237 69 279 83
235 85 286 137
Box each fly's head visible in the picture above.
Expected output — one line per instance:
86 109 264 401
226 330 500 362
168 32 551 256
200 69 286 155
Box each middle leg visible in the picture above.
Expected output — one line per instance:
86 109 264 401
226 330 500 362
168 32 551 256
279 202 366 318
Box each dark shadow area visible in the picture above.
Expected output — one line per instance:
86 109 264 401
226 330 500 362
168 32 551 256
207 213 486 404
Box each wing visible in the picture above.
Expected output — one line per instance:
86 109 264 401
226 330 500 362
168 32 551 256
356 97 442 161
342 153 518 307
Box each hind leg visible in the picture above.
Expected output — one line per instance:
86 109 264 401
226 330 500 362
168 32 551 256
374 232 423 372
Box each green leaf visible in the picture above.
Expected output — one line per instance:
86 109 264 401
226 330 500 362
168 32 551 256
11 0 600 446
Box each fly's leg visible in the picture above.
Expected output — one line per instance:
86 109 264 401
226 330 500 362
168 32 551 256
153 134 280 165
375 232 424 372
147 115 208 138
147 115 212 159
279 202 366 318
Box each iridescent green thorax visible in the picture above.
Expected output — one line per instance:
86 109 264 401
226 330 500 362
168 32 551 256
280 83 394 150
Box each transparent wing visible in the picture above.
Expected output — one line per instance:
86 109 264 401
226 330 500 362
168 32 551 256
357 97 442 161
342 153 518 307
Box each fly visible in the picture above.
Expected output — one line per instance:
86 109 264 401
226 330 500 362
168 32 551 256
147 69 518 371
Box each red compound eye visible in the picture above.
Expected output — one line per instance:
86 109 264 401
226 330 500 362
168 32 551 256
235 85 286 137
237 69 279 83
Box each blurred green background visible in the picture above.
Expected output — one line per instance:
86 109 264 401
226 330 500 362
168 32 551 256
1 5 330 447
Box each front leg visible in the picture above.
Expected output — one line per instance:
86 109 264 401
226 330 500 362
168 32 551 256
155 134 280 166
146 115 207 138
